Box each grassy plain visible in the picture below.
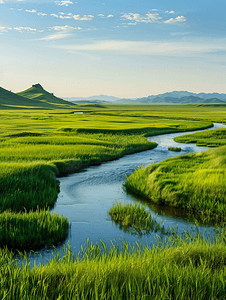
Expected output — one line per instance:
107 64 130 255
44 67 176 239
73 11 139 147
0 106 214 250
1 104 226 298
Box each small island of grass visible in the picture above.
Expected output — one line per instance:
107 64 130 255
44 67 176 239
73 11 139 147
168 146 181 152
108 201 166 235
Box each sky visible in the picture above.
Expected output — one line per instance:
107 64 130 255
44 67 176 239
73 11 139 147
1 0 226 98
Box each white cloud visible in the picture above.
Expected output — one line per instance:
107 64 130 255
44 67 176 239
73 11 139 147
57 40 226 57
51 13 72 19
73 14 94 21
98 14 113 19
25 9 36 13
165 10 175 14
164 16 186 24
60 15 72 19
52 25 81 31
0 26 12 32
55 0 73 6
14 27 37 32
0 0 5 3
122 13 162 24
37 12 47 16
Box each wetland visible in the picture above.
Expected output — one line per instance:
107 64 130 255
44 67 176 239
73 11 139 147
1 104 226 299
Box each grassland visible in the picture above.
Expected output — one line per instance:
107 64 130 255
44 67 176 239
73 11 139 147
1 233 226 299
174 127 226 147
1 104 226 298
0 107 213 250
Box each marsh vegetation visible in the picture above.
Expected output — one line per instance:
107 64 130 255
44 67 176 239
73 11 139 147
108 201 167 235
174 127 226 147
125 146 226 224
1 233 226 299
168 146 181 152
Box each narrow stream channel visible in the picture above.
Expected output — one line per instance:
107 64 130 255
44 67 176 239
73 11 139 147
28 123 226 265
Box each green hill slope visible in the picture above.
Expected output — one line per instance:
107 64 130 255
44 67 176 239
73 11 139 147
16 83 76 109
0 86 45 109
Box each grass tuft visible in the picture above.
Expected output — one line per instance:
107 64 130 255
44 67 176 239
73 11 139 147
108 201 167 235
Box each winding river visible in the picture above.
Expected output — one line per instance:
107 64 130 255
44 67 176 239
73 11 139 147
29 123 226 264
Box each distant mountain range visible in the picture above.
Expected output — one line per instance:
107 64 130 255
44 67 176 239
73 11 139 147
64 94 121 102
64 91 226 104
1 84 226 109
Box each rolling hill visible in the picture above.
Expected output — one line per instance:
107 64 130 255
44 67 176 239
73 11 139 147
0 86 45 109
16 84 76 109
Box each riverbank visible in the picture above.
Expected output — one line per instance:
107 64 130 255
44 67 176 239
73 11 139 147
125 134 226 224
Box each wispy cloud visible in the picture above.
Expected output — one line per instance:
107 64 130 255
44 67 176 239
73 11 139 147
52 25 81 31
98 14 113 19
0 26 12 32
57 40 226 57
164 16 186 24
51 13 72 19
55 0 74 6
14 27 37 32
25 9 37 13
122 13 162 24
165 10 175 14
37 12 47 16
50 13 93 20
0 25 39 33
121 11 187 26
73 14 94 21
41 32 70 41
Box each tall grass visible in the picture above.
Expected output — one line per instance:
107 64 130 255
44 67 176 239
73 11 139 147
174 127 226 147
168 146 181 152
108 201 167 235
0 162 59 212
1 233 226 299
125 146 226 223
0 210 69 251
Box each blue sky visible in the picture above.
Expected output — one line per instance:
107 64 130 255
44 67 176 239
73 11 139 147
1 0 226 98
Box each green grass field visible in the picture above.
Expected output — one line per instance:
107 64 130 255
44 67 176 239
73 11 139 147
174 127 226 147
0 107 214 250
1 232 226 299
1 103 226 298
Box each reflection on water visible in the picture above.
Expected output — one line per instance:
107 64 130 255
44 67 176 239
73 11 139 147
28 123 226 265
